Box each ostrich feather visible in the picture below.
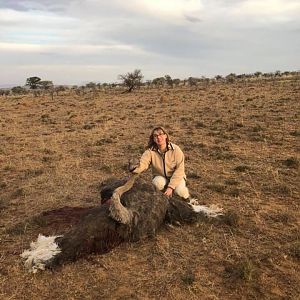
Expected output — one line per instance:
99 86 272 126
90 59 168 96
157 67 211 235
188 198 224 217
20 234 62 273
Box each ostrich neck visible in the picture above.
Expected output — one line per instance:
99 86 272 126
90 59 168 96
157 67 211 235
109 174 139 224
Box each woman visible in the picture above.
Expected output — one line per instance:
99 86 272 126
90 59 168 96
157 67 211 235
130 126 190 199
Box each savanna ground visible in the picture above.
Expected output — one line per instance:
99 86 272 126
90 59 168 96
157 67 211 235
0 77 299 299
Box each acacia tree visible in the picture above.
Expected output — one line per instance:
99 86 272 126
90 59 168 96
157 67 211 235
145 80 152 89
226 73 236 84
187 77 198 87
118 69 143 92
0 89 10 97
36 80 53 99
152 77 165 88
164 75 173 88
254 71 262 78
54 85 66 96
172 78 181 87
12 86 27 95
25 76 41 89
39 80 53 90
85 82 98 98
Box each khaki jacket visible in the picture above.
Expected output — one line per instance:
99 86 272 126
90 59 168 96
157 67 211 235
133 142 186 189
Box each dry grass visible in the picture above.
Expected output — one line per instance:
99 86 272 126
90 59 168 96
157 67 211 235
0 78 299 299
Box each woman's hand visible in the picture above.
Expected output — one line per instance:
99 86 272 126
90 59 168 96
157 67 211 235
128 158 139 172
164 187 173 197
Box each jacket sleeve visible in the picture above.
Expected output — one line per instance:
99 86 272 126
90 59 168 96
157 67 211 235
168 147 185 189
132 149 152 174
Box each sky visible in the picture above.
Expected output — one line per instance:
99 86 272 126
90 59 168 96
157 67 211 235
0 0 299 86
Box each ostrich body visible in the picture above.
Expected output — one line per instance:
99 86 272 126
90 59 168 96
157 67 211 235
21 175 223 272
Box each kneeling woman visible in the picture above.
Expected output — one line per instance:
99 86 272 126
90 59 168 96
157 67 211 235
131 126 190 199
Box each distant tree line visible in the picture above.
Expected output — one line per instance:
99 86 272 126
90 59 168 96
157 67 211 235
0 70 299 97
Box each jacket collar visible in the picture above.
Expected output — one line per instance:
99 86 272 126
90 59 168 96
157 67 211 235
151 142 174 152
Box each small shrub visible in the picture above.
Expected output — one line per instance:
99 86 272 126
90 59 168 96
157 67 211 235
40 114 55 124
31 215 49 227
135 104 144 108
289 241 300 260
211 151 236 160
184 142 206 151
137 145 145 154
248 133 266 142
24 169 43 178
224 179 239 186
11 188 24 198
42 156 53 163
228 122 244 131
234 165 250 172
262 184 291 196
0 181 7 189
225 258 257 282
3 165 15 171
95 138 113 146
83 123 96 130
268 212 292 224
181 269 195 285
195 121 205 128
251 125 263 132
221 210 240 227
282 157 299 169
180 116 193 122
6 223 26 235
188 171 201 179
99 164 113 173
0 198 8 210
5 216 48 235
205 183 226 193
227 187 240 197
290 130 300 137
43 148 56 155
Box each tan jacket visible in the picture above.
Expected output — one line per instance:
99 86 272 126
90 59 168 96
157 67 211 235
133 142 186 189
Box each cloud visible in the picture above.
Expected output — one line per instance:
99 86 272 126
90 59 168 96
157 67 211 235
0 0 73 12
0 0 299 86
234 0 300 16
184 14 202 23
127 0 203 24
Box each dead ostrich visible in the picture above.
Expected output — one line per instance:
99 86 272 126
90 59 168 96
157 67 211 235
21 174 223 273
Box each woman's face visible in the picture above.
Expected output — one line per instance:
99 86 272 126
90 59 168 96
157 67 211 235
153 129 167 148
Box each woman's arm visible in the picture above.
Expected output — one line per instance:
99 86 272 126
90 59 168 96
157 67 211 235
168 147 185 189
131 149 152 174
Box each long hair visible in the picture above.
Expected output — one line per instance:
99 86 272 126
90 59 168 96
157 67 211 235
147 126 170 150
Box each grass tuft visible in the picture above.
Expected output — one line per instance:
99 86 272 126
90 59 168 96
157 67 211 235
205 183 226 193
225 258 257 282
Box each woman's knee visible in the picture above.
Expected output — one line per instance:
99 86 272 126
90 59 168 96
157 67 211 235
152 176 167 190
174 180 190 199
